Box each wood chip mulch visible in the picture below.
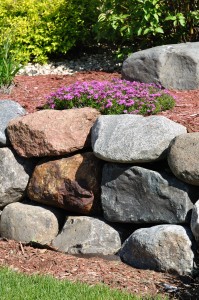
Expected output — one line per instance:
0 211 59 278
0 238 192 299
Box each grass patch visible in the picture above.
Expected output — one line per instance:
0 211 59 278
44 79 175 115
0 267 167 300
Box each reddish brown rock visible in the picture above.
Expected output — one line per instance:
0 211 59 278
7 108 100 157
27 152 102 215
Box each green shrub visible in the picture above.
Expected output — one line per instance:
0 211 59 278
0 0 100 63
94 0 199 57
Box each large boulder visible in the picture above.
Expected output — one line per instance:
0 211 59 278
122 42 199 90
52 216 121 255
28 152 102 215
7 108 100 157
168 133 199 186
120 225 195 275
0 202 61 244
92 115 186 163
0 100 26 147
0 148 37 208
101 164 193 223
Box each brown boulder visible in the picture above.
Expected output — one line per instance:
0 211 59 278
27 152 102 215
7 108 100 157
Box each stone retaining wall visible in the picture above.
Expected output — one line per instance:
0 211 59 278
0 100 199 275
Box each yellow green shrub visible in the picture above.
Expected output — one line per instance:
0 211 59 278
0 0 87 63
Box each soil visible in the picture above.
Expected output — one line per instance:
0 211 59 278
0 71 199 299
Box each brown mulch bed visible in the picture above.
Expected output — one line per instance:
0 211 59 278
0 71 199 299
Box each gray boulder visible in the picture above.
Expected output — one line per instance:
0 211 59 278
122 42 199 90
191 200 199 242
101 164 193 223
0 202 60 244
92 115 186 163
0 100 26 146
0 147 36 208
168 133 199 186
120 225 195 275
52 216 121 255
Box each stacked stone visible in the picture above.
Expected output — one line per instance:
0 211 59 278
0 101 121 255
92 114 199 275
1 99 199 276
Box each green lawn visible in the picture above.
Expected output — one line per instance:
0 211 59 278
0 267 167 300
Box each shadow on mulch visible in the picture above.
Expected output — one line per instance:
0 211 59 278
162 274 199 299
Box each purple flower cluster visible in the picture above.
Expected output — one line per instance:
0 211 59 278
46 78 175 115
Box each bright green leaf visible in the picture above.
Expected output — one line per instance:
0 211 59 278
144 13 151 21
154 13 159 22
143 27 151 34
137 27 143 35
155 27 164 33
120 25 128 32
165 15 176 21
98 13 106 22
179 18 186 26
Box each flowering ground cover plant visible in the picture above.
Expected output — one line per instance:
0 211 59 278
45 79 175 115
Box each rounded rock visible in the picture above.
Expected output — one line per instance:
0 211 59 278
168 133 199 186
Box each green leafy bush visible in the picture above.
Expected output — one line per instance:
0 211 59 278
94 0 199 57
0 0 100 63
45 79 175 116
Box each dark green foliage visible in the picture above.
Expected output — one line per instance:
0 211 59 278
94 0 199 57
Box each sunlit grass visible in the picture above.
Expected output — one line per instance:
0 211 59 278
0 267 168 300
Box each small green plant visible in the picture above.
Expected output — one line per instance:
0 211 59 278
0 35 21 92
44 79 175 116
